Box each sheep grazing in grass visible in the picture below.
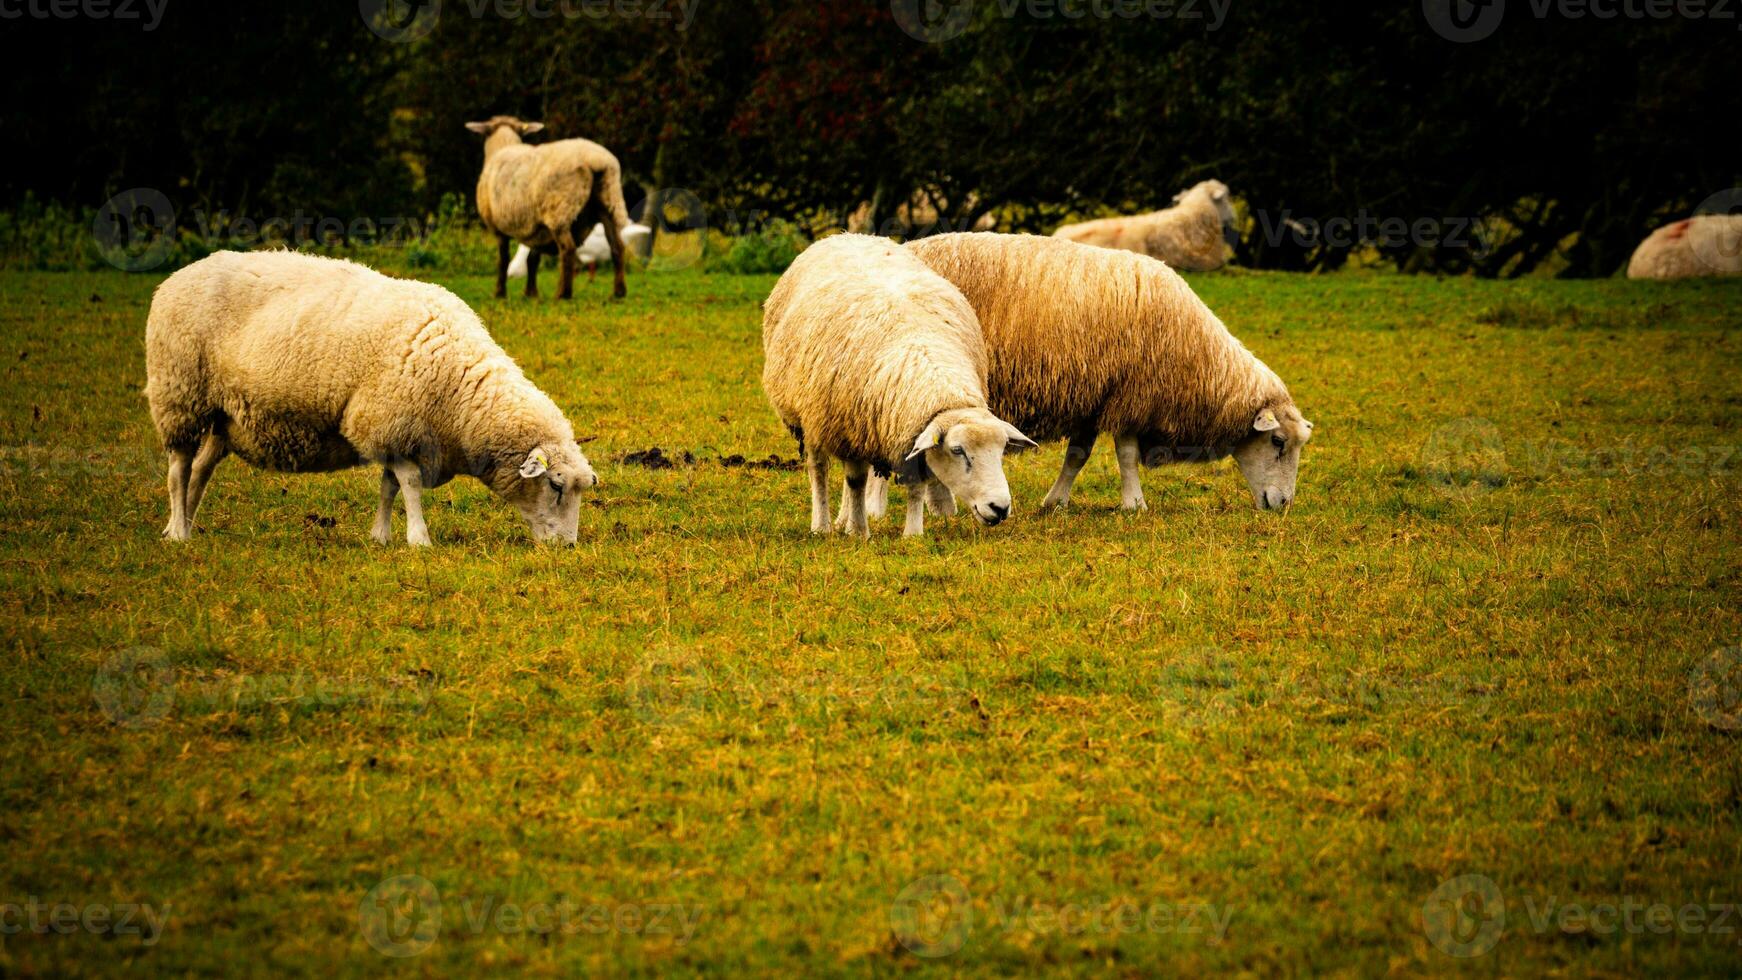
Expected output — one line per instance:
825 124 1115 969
1626 214 1742 280
1052 179 1237 272
145 251 598 547
761 234 1037 538
892 232 1311 515
507 222 653 280
466 115 633 300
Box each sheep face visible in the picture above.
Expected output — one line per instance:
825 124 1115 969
906 408 1038 527
1231 406 1313 512
504 444 597 545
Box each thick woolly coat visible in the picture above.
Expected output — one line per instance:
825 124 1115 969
1052 180 1234 273
475 127 631 247
1626 214 1742 280
762 234 990 471
906 233 1294 459
145 251 574 494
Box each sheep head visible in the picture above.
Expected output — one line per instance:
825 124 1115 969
1231 405 1313 513
465 116 546 154
502 442 597 545
904 408 1037 527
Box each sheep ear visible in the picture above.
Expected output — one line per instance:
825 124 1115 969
906 422 943 462
1253 409 1281 433
1002 422 1040 454
520 121 545 134
519 448 550 479
465 121 494 134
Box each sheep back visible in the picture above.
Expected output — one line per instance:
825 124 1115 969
1626 215 1742 279
476 138 627 244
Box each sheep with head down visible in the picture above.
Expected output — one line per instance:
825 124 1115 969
145 250 597 547
859 232 1313 517
1052 179 1238 272
762 234 1037 538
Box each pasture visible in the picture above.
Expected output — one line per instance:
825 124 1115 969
2 259 1740 975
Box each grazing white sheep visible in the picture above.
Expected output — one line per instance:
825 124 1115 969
1626 214 1742 279
466 115 633 300
1052 179 1237 272
761 234 1037 538
507 222 653 280
884 233 1312 515
145 251 598 547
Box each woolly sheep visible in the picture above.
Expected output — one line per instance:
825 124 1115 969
895 232 1312 514
507 222 653 280
145 251 598 547
466 115 634 300
762 234 1037 538
1626 214 1742 279
1052 179 1237 272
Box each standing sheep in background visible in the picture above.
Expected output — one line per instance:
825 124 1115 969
507 222 653 281
888 233 1311 515
466 115 633 300
1052 179 1238 272
1626 214 1742 279
762 234 1037 538
145 251 598 547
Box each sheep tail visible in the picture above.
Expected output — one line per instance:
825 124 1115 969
598 163 632 231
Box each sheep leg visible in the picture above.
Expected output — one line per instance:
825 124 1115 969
840 461 873 539
371 468 399 545
806 451 832 535
162 448 193 541
903 487 927 537
1040 430 1097 512
1115 433 1147 512
494 234 511 299
523 249 541 298
182 430 229 530
925 478 956 516
390 460 432 547
555 227 577 301
601 218 628 299
865 474 889 520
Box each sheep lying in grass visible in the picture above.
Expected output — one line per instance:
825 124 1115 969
1052 179 1237 272
507 222 653 280
145 251 598 547
881 233 1312 515
762 234 1037 538
466 115 633 300
1626 214 1742 279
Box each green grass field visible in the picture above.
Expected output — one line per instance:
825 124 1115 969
2 258 1741 976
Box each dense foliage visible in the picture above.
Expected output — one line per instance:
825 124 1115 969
3 0 1733 276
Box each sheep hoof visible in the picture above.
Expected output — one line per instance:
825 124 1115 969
370 526 393 546
1121 499 1148 513
407 531 433 548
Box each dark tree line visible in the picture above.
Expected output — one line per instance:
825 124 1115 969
3 0 1734 276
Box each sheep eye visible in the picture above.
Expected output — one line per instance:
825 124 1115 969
548 479 565 502
1270 435 1287 450
950 446 967 458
